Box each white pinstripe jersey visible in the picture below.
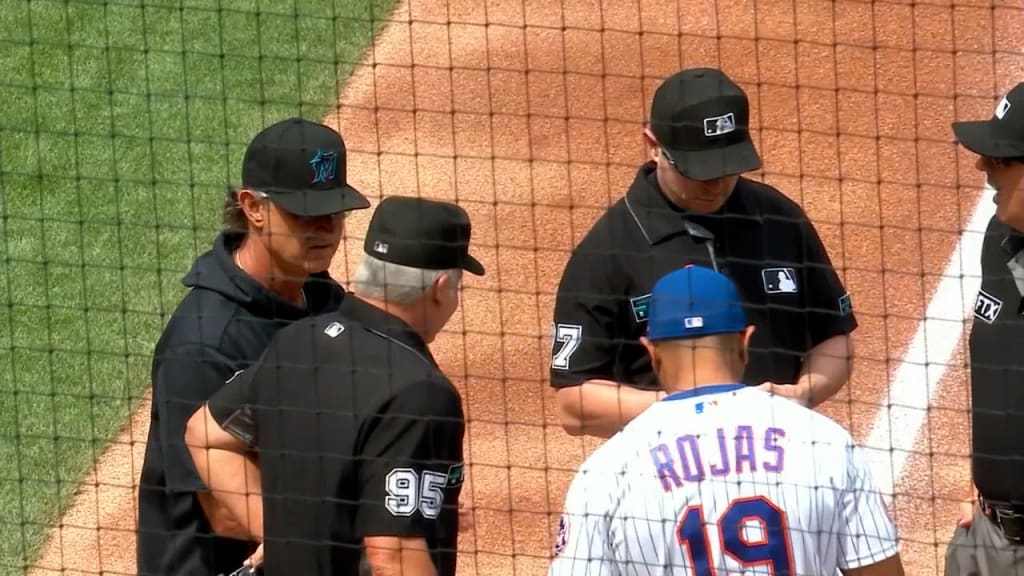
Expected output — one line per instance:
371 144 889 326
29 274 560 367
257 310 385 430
548 384 899 576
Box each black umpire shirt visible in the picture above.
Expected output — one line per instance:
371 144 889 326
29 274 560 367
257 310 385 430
137 231 345 576
206 295 465 576
550 162 858 390
968 215 1024 503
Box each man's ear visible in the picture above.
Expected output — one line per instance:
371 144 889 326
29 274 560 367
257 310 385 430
432 271 456 304
642 128 661 162
640 336 661 372
640 335 655 359
237 189 267 228
739 325 756 364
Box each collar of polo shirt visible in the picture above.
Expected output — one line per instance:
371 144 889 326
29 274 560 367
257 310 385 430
624 163 760 245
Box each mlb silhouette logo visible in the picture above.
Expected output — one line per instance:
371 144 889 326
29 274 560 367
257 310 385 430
703 112 736 137
762 268 798 294
996 95 1012 120
323 321 345 338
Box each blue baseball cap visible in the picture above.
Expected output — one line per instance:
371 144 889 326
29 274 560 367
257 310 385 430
646 265 748 341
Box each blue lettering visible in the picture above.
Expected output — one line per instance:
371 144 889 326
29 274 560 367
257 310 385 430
764 427 786 472
734 425 756 474
650 443 681 491
676 435 705 482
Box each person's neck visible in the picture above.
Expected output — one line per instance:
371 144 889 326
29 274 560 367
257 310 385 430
653 168 688 212
353 294 431 342
234 235 307 307
660 370 742 396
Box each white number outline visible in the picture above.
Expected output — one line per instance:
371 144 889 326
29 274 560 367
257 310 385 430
551 323 583 370
384 468 448 519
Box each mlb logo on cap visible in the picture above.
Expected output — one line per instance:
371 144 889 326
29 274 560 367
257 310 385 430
684 317 704 329
704 112 736 137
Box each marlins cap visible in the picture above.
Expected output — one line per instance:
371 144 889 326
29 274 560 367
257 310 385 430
646 265 748 342
242 117 370 216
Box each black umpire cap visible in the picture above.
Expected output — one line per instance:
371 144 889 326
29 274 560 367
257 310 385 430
953 83 1024 159
242 117 371 216
364 196 486 276
649 67 762 182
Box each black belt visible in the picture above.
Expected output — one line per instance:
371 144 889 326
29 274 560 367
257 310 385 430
980 495 1024 542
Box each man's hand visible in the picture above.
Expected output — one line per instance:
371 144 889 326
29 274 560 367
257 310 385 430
243 543 263 569
958 498 976 528
458 502 473 532
757 381 811 406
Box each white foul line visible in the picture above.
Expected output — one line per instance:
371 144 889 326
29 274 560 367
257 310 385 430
862 185 995 500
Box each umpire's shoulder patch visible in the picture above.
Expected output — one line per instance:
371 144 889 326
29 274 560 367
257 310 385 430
446 462 465 487
323 321 346 338
554 513 570 557
629 293 651 323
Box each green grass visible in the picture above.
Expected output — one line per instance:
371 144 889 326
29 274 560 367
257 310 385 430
0 0 397 570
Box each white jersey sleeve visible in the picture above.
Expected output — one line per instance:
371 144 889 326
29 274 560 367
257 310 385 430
837 442 900 570
548 461 621 576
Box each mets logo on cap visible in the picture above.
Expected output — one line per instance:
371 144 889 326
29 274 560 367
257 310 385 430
309 149 338 184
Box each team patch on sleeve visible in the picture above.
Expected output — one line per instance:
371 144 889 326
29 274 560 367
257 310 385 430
554 514 570 557
221 406 256 446
629 294 651 323
838 292 853 316
446 462 465 487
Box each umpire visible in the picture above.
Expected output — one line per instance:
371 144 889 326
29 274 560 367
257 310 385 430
184 196 485 576
549 67 858 438
945 82 1024 575
136 117 369 575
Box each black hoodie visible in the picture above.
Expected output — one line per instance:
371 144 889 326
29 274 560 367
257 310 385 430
136 231 346 576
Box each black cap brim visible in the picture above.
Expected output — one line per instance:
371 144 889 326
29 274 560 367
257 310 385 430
265 185 371 216
664 138 762 181
462 254 485 276
952 120 1024 158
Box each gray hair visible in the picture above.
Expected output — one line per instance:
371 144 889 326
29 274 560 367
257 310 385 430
222 187 269 232
351 255 462 304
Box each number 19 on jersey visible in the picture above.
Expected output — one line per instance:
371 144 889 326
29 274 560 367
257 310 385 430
677 495 794 575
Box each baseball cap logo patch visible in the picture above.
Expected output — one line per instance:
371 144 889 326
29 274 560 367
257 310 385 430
703 112 736 137
996 96 1012 120
309 149 338 184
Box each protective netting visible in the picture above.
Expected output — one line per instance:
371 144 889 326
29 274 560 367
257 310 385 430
1 0 1018 574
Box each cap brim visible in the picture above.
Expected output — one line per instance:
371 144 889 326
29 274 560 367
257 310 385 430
665 138 762 181
266 185 371 216
462 254 485 276
952 120 1024 158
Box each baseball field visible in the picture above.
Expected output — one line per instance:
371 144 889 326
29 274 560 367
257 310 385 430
1 0 1020 574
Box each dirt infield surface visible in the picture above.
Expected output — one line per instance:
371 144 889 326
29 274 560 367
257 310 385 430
25 0 1024 575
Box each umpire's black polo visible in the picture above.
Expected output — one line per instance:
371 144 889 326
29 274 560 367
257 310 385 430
550 162 858 390
968 215 1024 503
207 295 465 576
